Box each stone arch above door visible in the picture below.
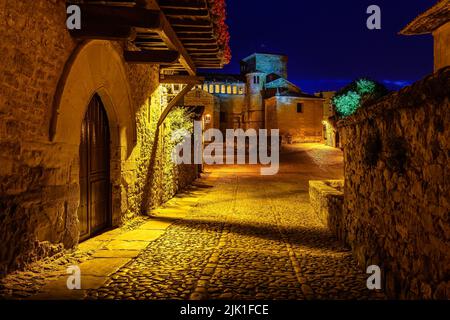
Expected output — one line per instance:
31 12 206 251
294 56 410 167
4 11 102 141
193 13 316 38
50 40 136 158
49 39 137 229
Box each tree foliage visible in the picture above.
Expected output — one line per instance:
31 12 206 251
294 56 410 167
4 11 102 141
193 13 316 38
332 78 389 117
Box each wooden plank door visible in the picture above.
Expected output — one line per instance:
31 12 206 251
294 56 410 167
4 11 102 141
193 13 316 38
79 94 111 241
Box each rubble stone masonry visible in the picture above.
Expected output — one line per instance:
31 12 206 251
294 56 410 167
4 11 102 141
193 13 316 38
0 0 198 273
337 67 449 299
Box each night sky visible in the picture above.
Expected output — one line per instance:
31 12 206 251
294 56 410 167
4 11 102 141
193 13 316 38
210 0 435 93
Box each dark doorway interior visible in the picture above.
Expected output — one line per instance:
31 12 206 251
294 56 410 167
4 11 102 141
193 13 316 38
79 94 111 241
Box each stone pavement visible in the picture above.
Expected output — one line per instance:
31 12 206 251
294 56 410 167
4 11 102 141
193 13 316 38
1 143 386 300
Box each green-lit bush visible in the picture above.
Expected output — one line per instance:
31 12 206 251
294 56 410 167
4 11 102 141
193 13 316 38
332 78 389 117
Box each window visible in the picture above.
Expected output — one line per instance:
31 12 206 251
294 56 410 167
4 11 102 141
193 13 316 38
297 103 303 113
253 76 259 84
209 84 214 93
221 84 226 94
203 84 208 91
215 84 220 93
238 86 244 95
204 114 211 124
227 85 232 94
232 86 238 95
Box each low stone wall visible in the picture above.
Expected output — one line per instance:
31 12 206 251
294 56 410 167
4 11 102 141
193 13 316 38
309 180 345 241
337 67 450 299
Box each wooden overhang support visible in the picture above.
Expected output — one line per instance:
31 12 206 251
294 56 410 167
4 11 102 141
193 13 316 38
156 10 197 75
157 84 195 128
68 4 196 74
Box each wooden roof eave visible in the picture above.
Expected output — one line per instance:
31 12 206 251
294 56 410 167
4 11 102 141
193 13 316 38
400 0 450 35
68 1 227 75
68 2 197 75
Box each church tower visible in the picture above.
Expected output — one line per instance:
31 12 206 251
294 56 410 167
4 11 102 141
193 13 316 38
240 53 288 130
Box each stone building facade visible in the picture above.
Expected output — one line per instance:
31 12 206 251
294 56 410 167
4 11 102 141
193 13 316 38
337 67 449 299
265 94 324 143
0 0 227 273
187 53 324 143
315 91 340 148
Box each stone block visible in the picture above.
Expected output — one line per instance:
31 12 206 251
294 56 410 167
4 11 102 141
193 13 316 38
79 258 129 277
309 180 345 242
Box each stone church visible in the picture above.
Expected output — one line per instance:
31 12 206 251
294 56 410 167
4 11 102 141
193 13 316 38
185 53 324 143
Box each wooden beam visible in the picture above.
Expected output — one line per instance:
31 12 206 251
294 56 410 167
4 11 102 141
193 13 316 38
134 34 161 39
159 0 207 10
163 8 209 17
173 26 213 33
157 12 196 75
158 84 195 127
159 75 205 85
70 4 198 75
70 24 135 40
139 44 169 49
177 33 214 40
76 4 162 29
168 18 212 28
186 48 220 53
124 50 180 64
184 43 219 49
134 38 165 43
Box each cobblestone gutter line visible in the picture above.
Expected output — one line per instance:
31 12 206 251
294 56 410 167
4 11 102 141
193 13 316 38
190 175 239 300
265 186 313 300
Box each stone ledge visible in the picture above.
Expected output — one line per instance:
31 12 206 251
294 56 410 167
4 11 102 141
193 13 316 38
309 180 345 242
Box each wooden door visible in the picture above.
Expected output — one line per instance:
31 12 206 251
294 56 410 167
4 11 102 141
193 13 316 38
79 94 111 241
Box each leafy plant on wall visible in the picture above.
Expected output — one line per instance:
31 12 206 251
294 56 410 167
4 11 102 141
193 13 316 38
332 78 389 117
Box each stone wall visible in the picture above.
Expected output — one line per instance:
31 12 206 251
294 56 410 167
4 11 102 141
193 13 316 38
265 96 324 143
337 67 450 299
217 93 245 131
0 0 199 273
433 22 450 72
241 53 288 79
309 180 345 241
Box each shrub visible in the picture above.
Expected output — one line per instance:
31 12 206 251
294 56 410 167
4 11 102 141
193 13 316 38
332 78 389 117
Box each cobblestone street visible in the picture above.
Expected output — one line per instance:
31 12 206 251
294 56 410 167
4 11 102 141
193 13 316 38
0 144 385 300
87 144 383 300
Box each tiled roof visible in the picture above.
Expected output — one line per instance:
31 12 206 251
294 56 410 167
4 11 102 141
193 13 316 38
264 88 321 99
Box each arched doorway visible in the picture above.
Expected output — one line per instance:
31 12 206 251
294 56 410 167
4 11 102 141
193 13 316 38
79 94 111 240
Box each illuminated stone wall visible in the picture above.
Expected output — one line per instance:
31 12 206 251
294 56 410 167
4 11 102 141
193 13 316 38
0 0 199 273
337 67 450 299
265 96 324 143
215 94 245 131
433 22 450 72
185 89 220 131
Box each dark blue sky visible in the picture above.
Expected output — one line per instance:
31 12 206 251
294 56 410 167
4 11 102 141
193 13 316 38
211 0 435 93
